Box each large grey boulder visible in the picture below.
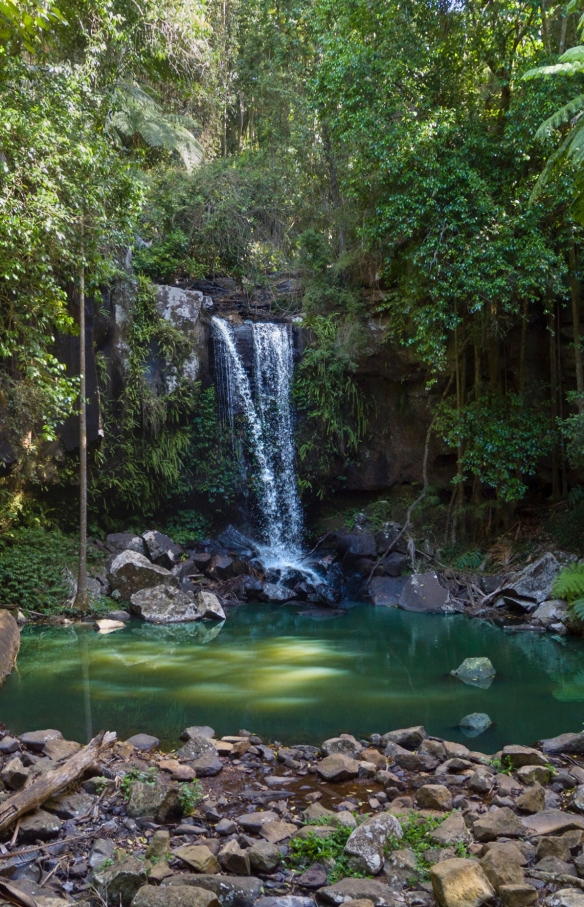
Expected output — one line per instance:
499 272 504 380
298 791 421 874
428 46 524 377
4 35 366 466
399 573 449 613
18 808 62 842
126 779 182 823
195 591 226 620
503 553 561 608
369 576 407 607
451 657 496 689
258 584 297 603
336 531 377 561
316 754 360 782
142 530 183 568
130 585 201 623
105 533 147 557
459 713 492 737
177 736 223 776
532 600 568 628
108 550 178 600
541 731 584 756
381 726 426 750
321 735 363 758
343 812 403 874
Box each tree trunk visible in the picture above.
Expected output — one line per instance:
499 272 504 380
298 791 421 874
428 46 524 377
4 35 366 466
74 264 88 611
519 298 528 396
569 243 584 413
549 308 560 499
322 121 346 256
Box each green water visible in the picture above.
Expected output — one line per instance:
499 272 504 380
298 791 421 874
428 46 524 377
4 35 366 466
2 603 584 750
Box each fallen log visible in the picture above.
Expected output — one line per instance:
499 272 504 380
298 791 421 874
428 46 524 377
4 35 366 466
0 730 116 837
528 870 584 890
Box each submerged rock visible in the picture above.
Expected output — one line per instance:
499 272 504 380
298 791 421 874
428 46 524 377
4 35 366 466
459 713 492 736
451 657 496 688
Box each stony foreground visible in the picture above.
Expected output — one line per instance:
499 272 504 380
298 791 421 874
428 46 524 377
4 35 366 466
4 725 584 907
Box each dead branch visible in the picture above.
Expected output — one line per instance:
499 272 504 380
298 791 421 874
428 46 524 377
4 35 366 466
528 870 584 890
0 731 117 837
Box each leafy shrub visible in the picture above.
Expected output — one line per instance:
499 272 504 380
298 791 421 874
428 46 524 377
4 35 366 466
120 767 158 800
553 563 584 620
287 824 365 884
387 813 466 880
0 528 77 613
178 780 203 814
164 510 210 546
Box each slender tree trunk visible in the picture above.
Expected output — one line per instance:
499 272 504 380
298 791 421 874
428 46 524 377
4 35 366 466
549 308 560 500
322 121 346 256
519 298 528 396
560 15 567 54
74 263 88 611
569 243 584 413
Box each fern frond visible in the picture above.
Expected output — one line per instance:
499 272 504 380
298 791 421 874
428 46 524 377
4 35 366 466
524 62 584 80
535 96 584 139
571 597 584 620
552 563 584 602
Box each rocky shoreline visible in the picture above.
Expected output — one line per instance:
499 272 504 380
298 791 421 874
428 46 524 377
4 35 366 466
4 722 584 907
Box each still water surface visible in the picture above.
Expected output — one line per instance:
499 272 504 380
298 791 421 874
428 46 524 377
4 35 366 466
2 604 584 750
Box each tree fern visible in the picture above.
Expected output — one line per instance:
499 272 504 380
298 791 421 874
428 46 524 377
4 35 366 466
553 563 584 619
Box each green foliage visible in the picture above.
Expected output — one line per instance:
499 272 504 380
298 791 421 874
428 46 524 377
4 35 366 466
0 528 76 613
547 498 584 555
178 780 203 814
455 550 484 570
120 767 158 800
388 813 466 880
561 394 584 471
287 825 366 884
553 562 584 619
164 510 210 545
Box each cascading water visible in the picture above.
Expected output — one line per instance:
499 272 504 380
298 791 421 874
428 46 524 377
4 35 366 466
211 316 305 568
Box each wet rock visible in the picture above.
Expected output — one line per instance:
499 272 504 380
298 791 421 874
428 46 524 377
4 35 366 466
248 840 281 873
126 779 182 822
315 878 397 907
218 526 259 558
163 873 263 907
499 885 538 907
315 585 342 607
459 714 492 736
108 550 178 600
177 736 223 776
516 784 546 814
181 725 215 740
316 754 360 782
106 533 147 557
89 838 116 870
130 585 201 623
195 591 226 620
399 573 449 613
473 807 524 841
127 733 159 751
259 584 297 603
94 855 148 907
541 732 584 756
415 785 452 811
430 858 495 907
18 808 62 842
503 553 561 606
1 756 29 789
369 577 407 607
429 813 471 846
142 530 183 568
44 791 95 819
218 840 250 875
344 812 403 874
381 727 426 750
19 729 62 751
175 845 221 874
107 610 131 622
336 531 377 561
133 887 220 907
237 811 279 833
322 735 363 758
502 745 548 768
451 658 495 689
480 843 525 890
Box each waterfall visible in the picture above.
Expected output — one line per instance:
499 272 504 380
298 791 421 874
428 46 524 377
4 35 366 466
211 316 304 557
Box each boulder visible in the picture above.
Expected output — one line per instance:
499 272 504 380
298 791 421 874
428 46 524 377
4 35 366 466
181 725 215 740
18 808 62 842
105 533 147 557
472 808 525 841
503 553 561 606
316 754 360 782
236 811 279 833
399 573 449 613
248 841 281 873
393 751 439 772
255 900 314 907
415 785 453 811
516 783 546 814
177 736 223 776
0 736 19 754
343 812 403 874
126 733 159 751
430 813 471 846
195 591 226 620
44 791 95 819
315 878 396 907
547 890 584 907
369 576 407 607
480 843 525 890
517 764 552 785
126 779 182 822
0 610 20 685
175 845 221 874
451 657 495 689
502 745 548 768
19 728 62 751
142 530 183 568
499 886 537 907
145 830 171 861
459 713 492 736
541 732 584 756
43 737 80 760
107 610 131 622
381 726 426 750
532 600 569 628
89 838 115 870
163 874 262 907
93 855 147 907
1 756 29 789
258 584 297 603
260 820 298 843
336 531 377 561
381 553 408 577
382 848 418 889
430 858 495 907
522 809 584 836
95 618 125 632
218 526 259 557
133 887 220 907
108 550 178 600
322 735 363 758
207 556 234 581
130 585 200 623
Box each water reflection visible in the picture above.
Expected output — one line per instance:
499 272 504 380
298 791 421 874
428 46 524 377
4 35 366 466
2 604 584 749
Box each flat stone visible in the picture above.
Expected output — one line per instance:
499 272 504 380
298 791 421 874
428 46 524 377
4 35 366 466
44 791 95 819
236 810 279 833
297 864 328 889
304 803 335 822
177 736 223 776
547 889 584 907
430 858 495 907
415 785 452 811
316 754 360 782
18 808 62 842
399 573 449 613
248 840 281 873
344 812 403 874
473 807 524 841
163 874 263 907
502 745 547 768
541 732 584 756
315 878 397 907
451 658 495 689
94 619 125 632
175 845 220 874
93 855 148 907
499 885 537 907
256 899 314 907
133 886 220 907
521 809 584 837
260 820 298 843
430 813 471 846
381 727 426 750
181 725 215 740
19 729 62 751
126 733 159 751
321 735 362 758
43 737 81 760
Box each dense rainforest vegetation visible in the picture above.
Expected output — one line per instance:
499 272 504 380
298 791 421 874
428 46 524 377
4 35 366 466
3 0 584 568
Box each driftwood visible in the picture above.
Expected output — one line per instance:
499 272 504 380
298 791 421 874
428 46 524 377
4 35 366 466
0 730 116 837
528 870 584 890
